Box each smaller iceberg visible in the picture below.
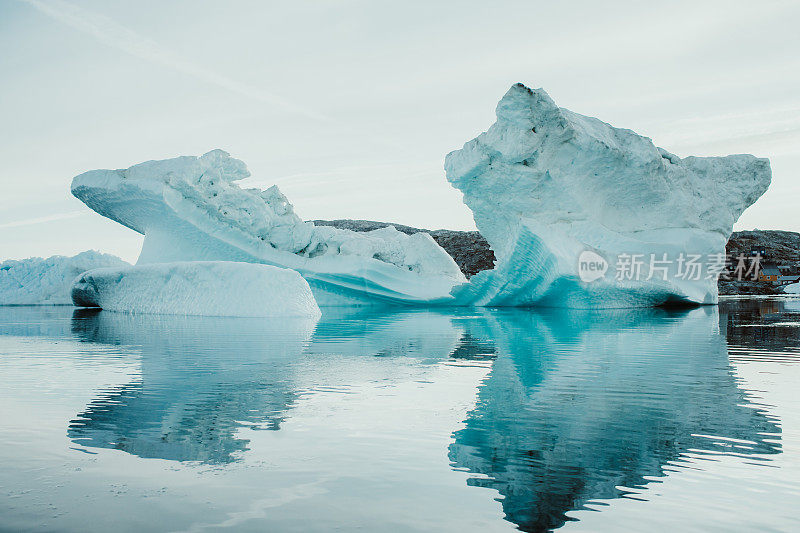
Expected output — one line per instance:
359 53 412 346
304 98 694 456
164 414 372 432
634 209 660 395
784 283 800 294
71 261 321 318
71 150 465 306
0 251 128 305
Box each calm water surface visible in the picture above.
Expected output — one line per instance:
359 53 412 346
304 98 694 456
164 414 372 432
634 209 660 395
1 298 799 532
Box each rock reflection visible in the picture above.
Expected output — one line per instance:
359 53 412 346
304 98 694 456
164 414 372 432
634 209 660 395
449 306 781 532
721 298 800 360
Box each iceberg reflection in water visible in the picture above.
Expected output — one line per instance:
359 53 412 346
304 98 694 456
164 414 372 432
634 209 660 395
449 306 781 532
68 309 317 463
66 308 467 464
55 304 782 531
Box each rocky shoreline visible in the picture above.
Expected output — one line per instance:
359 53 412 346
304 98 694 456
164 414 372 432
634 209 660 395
720 230 800 295
314 220 800 295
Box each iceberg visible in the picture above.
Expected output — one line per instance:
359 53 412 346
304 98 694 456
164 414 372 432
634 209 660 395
0 251 128 305
71 261 321 318
446 83 771 307
784 282 800 294
71 150 465 306
69 84 772 309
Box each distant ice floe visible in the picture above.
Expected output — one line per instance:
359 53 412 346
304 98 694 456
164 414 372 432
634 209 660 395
71 261 321 318
0 251 128 305
784 282 800 294
66 84 771 309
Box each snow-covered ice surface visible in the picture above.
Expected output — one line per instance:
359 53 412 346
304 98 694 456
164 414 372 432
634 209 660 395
784 283 800 294
445 83 772 307
71 150 465 306
70 85 772 309
0 251 129 305
71 261 321 317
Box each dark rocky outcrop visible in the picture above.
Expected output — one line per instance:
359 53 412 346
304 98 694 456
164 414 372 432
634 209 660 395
720 230 800 295
725 230 800 265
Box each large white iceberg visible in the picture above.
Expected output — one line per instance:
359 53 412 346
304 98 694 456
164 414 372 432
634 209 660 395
445 83 771 307
0 251 128 305
70 84 771 309
71 261 321 317
71 150 465 306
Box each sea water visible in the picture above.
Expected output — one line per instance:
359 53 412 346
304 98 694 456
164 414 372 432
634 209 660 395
0 299 798 532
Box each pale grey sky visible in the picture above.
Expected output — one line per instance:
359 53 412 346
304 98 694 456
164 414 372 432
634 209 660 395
1 0 798 262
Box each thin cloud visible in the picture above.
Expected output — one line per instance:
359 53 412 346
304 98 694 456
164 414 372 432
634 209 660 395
0 210 86 229
21 0 327 120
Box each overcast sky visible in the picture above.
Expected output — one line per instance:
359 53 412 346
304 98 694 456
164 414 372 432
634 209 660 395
1 0 798 262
